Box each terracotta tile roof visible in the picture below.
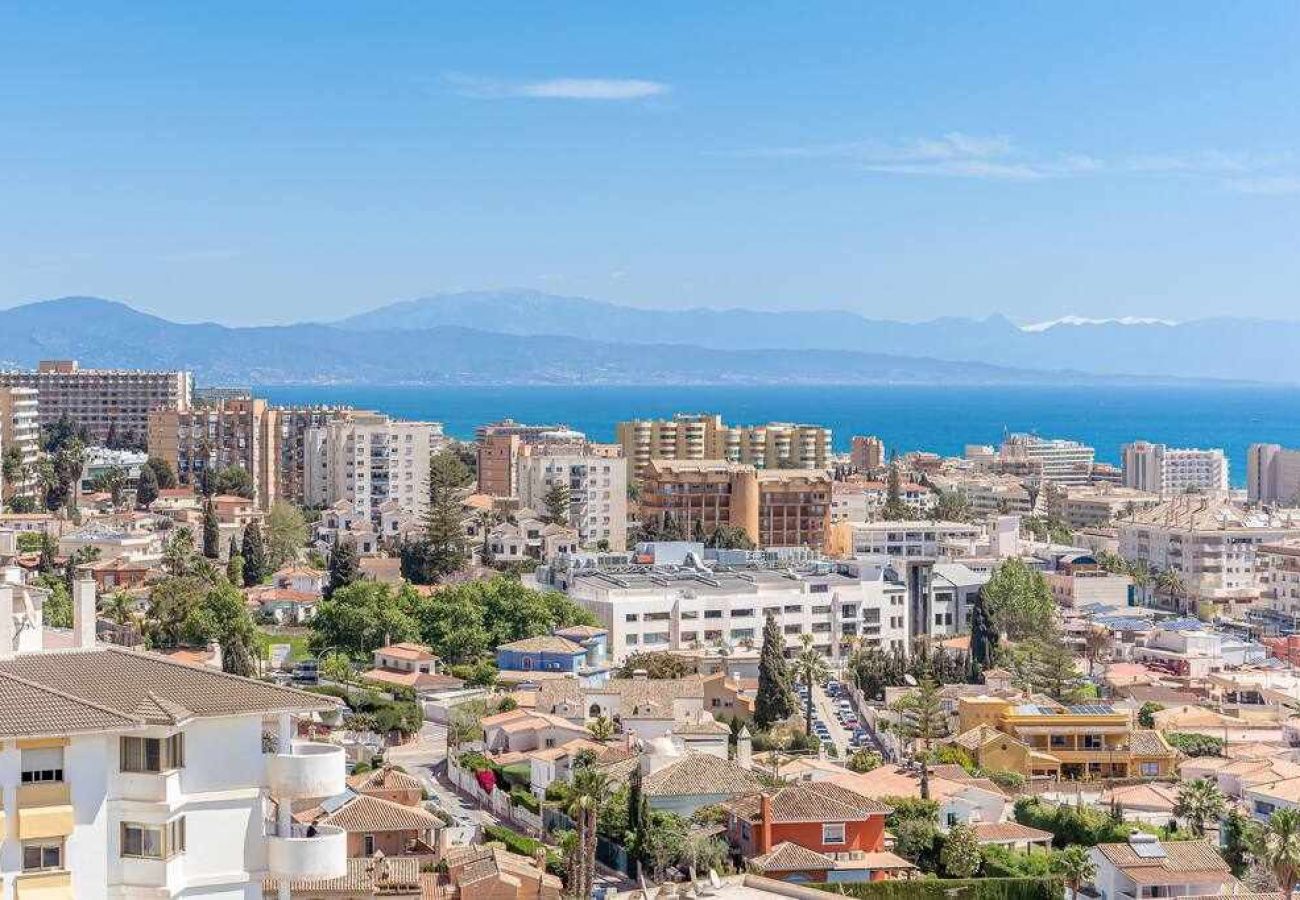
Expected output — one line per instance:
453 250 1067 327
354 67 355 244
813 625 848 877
0 671 141 738
496 635 586 655
750 841 834 873
1130 729 1176 756
0 647 339 722
378 642 438 661
1095 840 1230 884
554 624 607 639
643 753 763 798
361 667 464 692
536 675 706 716
1101 783 1180 812
971 822 1054 844
729 781 892 823
312 792 440 833
264 856 423 893
348 765 426 795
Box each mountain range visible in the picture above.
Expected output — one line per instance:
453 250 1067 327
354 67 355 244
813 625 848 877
0 293 1290 386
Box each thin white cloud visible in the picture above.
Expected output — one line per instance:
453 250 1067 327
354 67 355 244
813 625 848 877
745 132 1298 188
445 73 668 101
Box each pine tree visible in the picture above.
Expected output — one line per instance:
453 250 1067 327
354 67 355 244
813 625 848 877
136 463 159 507
241 523 268 587
968 589 999 668
202 499 221 559
543 481 571 526
325 538 360 598
754 613 795 730
889 669 949 801
881 460 911 521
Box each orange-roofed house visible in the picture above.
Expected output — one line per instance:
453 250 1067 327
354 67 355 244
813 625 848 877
724 782 913 883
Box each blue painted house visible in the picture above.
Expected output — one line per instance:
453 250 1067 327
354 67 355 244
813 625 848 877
496 625 611 686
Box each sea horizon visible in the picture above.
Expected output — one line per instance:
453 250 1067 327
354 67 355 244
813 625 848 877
257 383 1299 488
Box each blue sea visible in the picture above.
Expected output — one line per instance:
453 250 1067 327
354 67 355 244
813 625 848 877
258 384 1300 488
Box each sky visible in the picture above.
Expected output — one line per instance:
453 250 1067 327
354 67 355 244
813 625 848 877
2 2 1299 325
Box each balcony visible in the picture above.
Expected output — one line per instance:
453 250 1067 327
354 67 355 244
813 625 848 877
266 740 346 799
16 783 74 840
266 822 348 880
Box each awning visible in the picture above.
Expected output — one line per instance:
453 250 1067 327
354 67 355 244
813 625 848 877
18 805 75 840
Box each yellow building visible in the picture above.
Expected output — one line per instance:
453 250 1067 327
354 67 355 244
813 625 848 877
953 697 1178 780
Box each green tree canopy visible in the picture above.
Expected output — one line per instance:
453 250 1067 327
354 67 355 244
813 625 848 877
981 558 1056 641
264 501 308 570
753 613 796 730
309 580 420 659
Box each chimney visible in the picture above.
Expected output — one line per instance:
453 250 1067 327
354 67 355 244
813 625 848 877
736 726 752 770
759 793 773 854
0 585 14 661
72 578 97 649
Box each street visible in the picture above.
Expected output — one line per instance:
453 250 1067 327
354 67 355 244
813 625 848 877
810 681 854 757
385 722 499 830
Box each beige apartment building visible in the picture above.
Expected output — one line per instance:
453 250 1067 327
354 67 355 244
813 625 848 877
0 386 41 502
639 458 831 549
274 405 348 504
0 360 191 446
617 413 831 481
515 444 628 550
303 411 444 524
474 420 587 497
147 397 279 510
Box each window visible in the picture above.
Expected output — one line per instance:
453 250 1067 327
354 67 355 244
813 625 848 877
625 613 639 622
122 818 186 859
121 734 184 773
810 584 829 594
21 747 64 784
22 841 62 872
1141 762 1159 777
822 823 846 845
363 834 376 856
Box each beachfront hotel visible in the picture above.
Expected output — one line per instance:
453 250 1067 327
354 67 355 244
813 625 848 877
616 414 831 480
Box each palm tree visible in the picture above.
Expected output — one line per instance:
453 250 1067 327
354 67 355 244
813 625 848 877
1053 845 1097 900
790 633 830 736
1156 568 1187 613
565 768 609 899
103 590 136 627
1251 808 1300 900
888 669 948 801
1174 778 1227 838
588 715 616 743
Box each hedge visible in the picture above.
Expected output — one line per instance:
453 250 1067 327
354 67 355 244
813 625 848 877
483 825 564 878
812 877 1063 900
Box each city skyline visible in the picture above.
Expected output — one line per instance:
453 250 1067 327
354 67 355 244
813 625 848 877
3 3 1300 324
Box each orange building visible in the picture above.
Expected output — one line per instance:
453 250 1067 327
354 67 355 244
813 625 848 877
639 459 831 550
723 782 913 883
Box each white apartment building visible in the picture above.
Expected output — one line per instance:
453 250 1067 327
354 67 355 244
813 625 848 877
1000 434 1096 486
1118 497 1300 613
830 520 984 560
0 576 346 899
303 412 444 526
515 449 627 550
0 389 39 503
1248 444 1300 505
558 563 909 663
615 414 832 480
1121 441 1229 495
929 474 1034 520
0 361 191 447
829 480 935 523
1060 484 1161 529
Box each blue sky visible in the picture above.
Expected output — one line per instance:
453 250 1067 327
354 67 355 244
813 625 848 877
2 2 1299 325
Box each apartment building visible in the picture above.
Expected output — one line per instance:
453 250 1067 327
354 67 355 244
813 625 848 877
1121 441 1229 495
0 388 40 503
303 411 444 526
828 520 984 559
0 360 191 446
515 446 627 550
999 434 1096 485
829 479 934 524
474 420 586 497
1258 541 1300 633
0 577 346 899
616 414 831 480
929 473 1034 520
147 398 279 510
1248 443 1300 505
554 560 909 663
274 406 348 505
1118 497 1300 612
954 696 1178 780
849 435 885 473
1059 484 1161 529
639 459 832 550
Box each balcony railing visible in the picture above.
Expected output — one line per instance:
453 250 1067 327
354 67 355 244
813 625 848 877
266 740 346 799
266 822 348 880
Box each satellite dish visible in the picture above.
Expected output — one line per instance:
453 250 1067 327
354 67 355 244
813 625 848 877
903 674 917 687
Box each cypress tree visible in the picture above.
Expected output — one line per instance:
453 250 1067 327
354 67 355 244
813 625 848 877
202 499 221 559
754 613 796 730
325 538 360 598
241 522 268 587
